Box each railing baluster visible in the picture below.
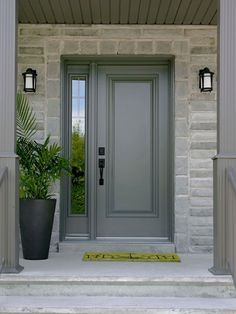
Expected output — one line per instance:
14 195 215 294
0 167 8 273
226 167 236 286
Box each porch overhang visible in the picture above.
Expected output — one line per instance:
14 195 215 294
19 0 217 25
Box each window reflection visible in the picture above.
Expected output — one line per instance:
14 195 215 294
71 78 86 215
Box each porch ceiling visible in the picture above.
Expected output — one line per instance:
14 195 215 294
18 0 217 25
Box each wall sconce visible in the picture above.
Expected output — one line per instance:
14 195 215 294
199 67 214 92
22 68 37 92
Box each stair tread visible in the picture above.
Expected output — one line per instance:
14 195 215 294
1 296 236 310
0 275 233 283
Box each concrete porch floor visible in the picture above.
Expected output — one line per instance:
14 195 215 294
18 251 215 277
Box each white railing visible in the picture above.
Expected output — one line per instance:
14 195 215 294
226 167 236 285
0 167 8 273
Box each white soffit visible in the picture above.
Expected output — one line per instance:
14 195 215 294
19 0 217 25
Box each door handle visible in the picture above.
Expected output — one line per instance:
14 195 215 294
99 158 105 185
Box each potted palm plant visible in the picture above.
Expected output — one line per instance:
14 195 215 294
16 92 70 260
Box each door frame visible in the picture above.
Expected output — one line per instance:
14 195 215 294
60 56 175 242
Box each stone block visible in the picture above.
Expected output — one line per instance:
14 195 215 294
190 150 216 159
136 41 153 54
36 121 44 131
80 41 98 54
154 41 172 54
191 122 216 130
52 213 60 233
175 81 189 99
47 99 60 117
175 157 188 175
176 138 189 156
18 36 44 46
118 41 135 54
174 233 189 253
190 169 213 178
175 61 188 79
190 197 213 207
35 111 44 121
172 41 189 54
102 27 141 38
191 46 217 54
190 101 216 112
47 54 60 62
47 118 60 136
190 245 213 253
63 27 100 37
19 47 44 55
18 56 45 64
190 37 216 46
191 131 216 142
175 196 189 216
176 119 188 137
62 40 79 54
191 236 213 246
190 207 213 217
190 92 216 101
99 41 117 54
190 178 213 188
191 226 213 236
191 112 216 122
46 40 61 54
175 215 188 233
190 216 213 226
191 188 213 197
190 142 216 150
184 29 217 38
143 29 184 39
190 55 217 64
47 62 60 79
47 80 60 98
20 27 61 36
175 176 188 195
190 159 213 169
33 130 44 141
175 100 189 118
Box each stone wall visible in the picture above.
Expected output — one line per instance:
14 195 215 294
17 24 217 252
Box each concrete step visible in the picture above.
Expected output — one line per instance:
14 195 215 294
0 275 235 298
1 295 236 313
59 241 176 253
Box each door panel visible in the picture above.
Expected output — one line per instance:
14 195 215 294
109 81 155 216
97 65 169 238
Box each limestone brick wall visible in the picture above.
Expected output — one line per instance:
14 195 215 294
17 24 217 253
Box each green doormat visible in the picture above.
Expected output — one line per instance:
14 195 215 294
83 252 181 262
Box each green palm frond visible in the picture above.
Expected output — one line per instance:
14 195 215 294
16 92 37 140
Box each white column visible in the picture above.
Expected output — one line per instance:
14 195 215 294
210 0 236 275
0 0 23 273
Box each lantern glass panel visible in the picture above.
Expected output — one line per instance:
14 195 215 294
25 74 33 90
204 73 211 89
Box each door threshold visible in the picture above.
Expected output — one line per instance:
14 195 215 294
59 240 176 253
64 237 170 243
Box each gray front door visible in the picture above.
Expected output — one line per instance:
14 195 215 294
96 65 170 239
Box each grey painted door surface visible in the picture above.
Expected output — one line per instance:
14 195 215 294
97 65 170 239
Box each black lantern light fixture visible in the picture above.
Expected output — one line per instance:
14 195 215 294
22 68 37 92
199 67 214 92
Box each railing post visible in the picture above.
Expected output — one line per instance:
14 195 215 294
210 0 236 275
0 0 23 273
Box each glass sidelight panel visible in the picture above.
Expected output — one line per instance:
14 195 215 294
70 77 87 215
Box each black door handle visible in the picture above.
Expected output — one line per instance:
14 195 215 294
99 158 105 185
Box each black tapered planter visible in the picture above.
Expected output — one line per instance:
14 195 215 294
20 199 56 260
